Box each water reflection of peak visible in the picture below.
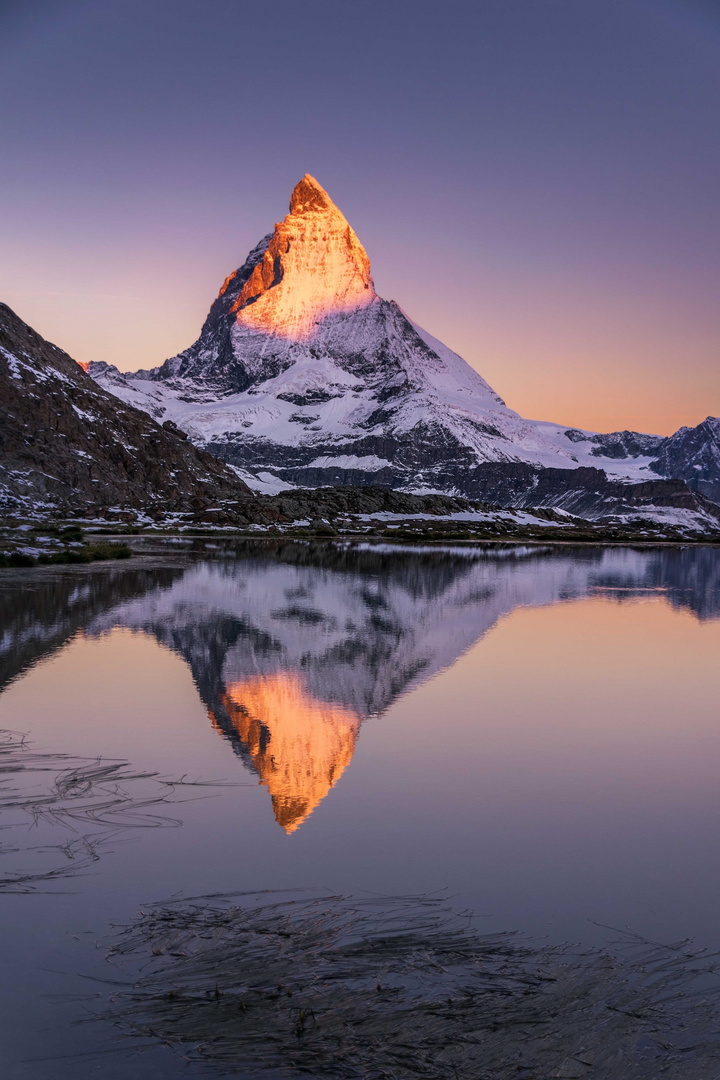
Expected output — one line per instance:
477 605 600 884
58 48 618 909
213 673 360 833
86 543 720 830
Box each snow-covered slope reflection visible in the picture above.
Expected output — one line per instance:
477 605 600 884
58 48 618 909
87 543 720 830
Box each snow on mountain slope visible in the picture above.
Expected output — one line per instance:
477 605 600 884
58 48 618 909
88 175 719 505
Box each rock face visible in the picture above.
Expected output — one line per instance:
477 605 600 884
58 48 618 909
0 303 251 519
228 173 375 340
648 417 720 504
87 174 720 516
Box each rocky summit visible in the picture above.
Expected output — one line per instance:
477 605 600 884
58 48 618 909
86 174 720 524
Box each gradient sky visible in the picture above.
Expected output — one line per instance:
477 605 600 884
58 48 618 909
1 0 718 434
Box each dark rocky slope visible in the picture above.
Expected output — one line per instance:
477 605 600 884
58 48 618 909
0 303 252 519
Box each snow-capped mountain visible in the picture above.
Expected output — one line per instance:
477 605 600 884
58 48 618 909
88 175 720 505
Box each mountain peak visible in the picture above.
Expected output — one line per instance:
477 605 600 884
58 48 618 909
289 173 335 215
228 175 375 339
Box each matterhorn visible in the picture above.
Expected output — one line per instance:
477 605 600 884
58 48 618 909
89 175 720 511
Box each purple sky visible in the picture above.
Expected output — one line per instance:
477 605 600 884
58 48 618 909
1 0 718 434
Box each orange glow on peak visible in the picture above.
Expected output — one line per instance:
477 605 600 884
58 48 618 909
216 673 361 833
227 175 375 341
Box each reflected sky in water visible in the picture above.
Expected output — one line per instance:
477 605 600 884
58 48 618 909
1 542 720 1077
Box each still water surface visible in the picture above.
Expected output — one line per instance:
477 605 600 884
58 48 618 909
1 541 719 1077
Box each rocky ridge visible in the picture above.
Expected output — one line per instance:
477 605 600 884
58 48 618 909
647 417 720 503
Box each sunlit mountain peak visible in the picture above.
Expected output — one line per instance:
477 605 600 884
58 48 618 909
288 173 336 215
224 174 375 340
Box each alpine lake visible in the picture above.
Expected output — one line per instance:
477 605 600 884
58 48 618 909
2 536 720 1079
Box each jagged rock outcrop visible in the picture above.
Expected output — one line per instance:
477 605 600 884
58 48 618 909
565 428 664 461
648 417 720 503
0 303 252 518
216 486 476 527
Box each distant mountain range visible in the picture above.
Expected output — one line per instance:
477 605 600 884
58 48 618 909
86 174 720 512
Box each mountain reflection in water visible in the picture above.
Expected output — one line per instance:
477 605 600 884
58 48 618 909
2 542 719 832
215 674 360 832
